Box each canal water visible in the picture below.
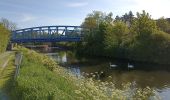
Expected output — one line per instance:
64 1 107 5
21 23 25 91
40 48 170 99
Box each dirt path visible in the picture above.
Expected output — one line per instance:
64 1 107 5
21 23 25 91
0 52 13 100
0 52 12 69
2 58 10 69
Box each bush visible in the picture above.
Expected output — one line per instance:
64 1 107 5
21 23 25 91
0 24 10 53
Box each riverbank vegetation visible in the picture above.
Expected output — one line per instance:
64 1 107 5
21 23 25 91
0 24 10 54
76 10 170 64
8 47 159 100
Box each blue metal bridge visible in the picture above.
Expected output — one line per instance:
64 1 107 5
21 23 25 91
11 25 85 43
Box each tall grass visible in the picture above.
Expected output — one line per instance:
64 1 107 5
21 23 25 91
10 47 160 100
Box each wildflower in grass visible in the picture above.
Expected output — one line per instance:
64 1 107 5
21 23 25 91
75 90 81 94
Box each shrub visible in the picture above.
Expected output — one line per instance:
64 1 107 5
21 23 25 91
0 24 10 53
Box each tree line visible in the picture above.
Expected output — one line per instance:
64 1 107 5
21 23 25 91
76 10 170 64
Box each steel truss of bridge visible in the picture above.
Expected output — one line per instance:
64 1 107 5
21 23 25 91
11 25 86 43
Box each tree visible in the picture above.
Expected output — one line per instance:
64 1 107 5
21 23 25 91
115 15 121 21
77 10 170 64
130 10 157 40
0 18 17 31
81 11 112 29
115 11 134 26
156 17 170 34
105 12 113 23
128 11 134 25
78 11 113 56
0 24 10 53
122 13 129 22
128 10 160 62
104 21 129 57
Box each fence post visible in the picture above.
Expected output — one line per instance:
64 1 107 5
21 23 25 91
14 52 23 79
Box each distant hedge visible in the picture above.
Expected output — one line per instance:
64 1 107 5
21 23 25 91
0 24 10 53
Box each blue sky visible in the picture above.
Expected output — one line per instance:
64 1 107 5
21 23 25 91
0 0 170 29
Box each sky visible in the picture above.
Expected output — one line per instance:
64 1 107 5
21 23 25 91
0 0 170 29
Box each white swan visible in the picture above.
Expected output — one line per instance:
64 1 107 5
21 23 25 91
128 63 134 69
109 62 117 68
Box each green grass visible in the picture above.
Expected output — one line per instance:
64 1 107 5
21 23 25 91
0 52 15 99
10 48 79 100
9 47 160 100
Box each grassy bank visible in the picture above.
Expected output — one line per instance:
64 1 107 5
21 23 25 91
0 52 15 99
9 47 159 100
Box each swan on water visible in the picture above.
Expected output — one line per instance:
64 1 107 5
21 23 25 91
128 63 134 68
109 62 117 68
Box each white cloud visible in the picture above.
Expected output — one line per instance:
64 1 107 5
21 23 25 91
67 2 88 8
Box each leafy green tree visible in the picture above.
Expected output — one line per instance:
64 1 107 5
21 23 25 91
78 11 113 56
130 10 157 41
156 17 170 34
128 10 160 62
148 31 170 63
0 24 10 53
104 21 129 57
81 11 113 29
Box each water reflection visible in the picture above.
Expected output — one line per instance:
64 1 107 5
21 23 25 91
45 49 170 99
